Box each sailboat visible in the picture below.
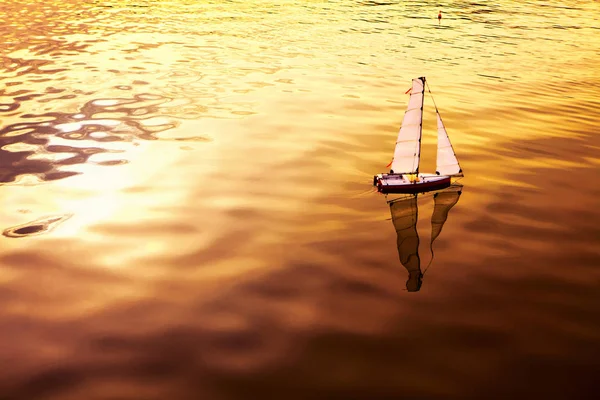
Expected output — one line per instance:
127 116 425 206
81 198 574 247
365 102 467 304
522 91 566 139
389 183 462 292
373 76 463 194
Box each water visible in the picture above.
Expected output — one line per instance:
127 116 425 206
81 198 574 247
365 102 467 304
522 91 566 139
1 0 599 398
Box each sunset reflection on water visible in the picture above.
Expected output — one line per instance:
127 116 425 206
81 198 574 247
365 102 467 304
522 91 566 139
1 1 600 399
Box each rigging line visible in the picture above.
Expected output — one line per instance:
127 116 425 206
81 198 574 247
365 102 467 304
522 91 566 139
423 242 435 275
426 80 439 113
413 192 421 280
423 196 441 276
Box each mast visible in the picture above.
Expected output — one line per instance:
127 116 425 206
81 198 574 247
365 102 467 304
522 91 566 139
390 77 425 175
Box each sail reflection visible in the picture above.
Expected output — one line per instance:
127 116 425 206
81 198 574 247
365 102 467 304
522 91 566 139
388 183 463 292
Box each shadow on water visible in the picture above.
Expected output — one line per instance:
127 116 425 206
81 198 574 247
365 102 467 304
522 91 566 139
2 214 72 238
388 183 463 292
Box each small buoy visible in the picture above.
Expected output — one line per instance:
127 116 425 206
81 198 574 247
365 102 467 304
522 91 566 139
438 10 442 24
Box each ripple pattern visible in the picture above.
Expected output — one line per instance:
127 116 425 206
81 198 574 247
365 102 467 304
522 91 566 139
1 1 600 399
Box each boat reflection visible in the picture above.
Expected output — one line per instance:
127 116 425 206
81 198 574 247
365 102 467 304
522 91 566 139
388 183 463 292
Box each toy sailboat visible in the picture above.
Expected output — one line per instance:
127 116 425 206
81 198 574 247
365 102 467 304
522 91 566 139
373 76 463 194
389 183 463 292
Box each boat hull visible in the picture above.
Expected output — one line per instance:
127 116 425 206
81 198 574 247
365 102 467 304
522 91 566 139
374 173 451 194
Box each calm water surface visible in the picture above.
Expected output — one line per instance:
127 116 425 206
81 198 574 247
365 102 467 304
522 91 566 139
1 1 599 399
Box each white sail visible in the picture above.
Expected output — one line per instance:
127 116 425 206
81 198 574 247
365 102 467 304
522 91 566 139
390 77 425 174
435 112 463 177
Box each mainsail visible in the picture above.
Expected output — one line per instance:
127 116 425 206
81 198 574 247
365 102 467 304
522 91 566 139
390 77 425 175
390 194 422 292
435 111 463 177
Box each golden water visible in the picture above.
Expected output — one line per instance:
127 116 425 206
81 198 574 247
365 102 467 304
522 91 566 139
1 1 599 398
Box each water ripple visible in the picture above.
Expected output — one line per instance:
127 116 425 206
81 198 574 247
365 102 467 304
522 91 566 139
1 0 600 399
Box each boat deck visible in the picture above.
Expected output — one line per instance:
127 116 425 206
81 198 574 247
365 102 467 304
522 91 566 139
374 173 451 194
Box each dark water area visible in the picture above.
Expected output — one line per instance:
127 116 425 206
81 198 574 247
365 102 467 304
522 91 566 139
1 1 600 399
